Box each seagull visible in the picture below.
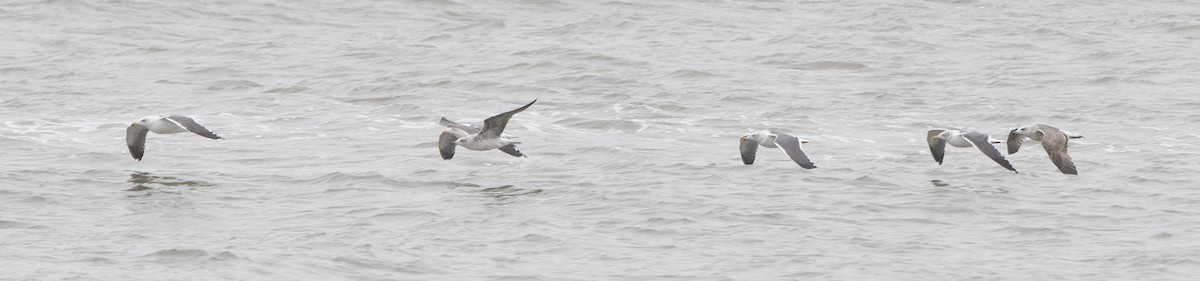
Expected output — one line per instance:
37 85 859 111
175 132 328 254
438 99 536 160
1007 124 1083 175
126 115 224 161
927 129 1017 173
739 130 816 169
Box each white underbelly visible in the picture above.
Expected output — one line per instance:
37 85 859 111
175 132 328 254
460 137 507 151
149 120 187 134
947 136 974 148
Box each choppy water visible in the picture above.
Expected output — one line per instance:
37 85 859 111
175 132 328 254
2 0 1199 279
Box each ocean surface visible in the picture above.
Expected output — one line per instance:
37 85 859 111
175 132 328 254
2 0 1199 279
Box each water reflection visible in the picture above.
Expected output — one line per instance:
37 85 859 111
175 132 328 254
479 185 543 204
127 172 214 191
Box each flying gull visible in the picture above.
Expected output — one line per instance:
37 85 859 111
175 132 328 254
438 99 536 160
739 130 816 169
927 129 1017 173
126 115 224 161
1007 124 1083 175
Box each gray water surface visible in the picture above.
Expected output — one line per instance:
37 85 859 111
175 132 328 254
2 0 1199 279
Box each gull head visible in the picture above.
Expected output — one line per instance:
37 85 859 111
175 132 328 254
134 116 160 126
1012 125 1033 135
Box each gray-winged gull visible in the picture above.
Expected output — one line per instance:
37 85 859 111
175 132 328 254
739 130 816 169
438 99 536 160
1007 124 1083 175
126 115 224 161
927 129 1017 173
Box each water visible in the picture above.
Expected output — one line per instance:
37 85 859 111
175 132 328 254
2 0 1199 279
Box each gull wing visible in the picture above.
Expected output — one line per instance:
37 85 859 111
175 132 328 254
126 123 150 161
739 135 758 165
771 132 816 169
438 128 465 160
439 117 481 134
1006 128 1025 155
165 115 223 140
927 129 948 164
1038 127 1077 175
963 132 1018 173
498 144 525 158
479 99 536 139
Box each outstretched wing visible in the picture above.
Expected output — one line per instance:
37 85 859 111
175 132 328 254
126 123 150 161
1038 127 1077 175
927 129 947 164
165 115 223 140
498 144 525 158
479 99 536 139
739 135 758 165
963 132 1017 173
438 129 462 160
771 132 816 169
439 117 481 134
1006 128 1025 155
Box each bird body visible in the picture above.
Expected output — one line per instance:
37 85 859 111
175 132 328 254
438 99 536 159
927 129 1016 173
1008 124 1080 174
739 130 816 169
125 115 223 161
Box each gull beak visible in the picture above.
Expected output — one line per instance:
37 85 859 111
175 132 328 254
800 139 811 144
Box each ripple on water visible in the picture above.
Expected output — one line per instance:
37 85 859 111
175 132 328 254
141 249 240 263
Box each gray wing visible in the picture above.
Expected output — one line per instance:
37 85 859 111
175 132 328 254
1038 127 1077 175
439 117 481 134
927 129 947 164
126 123 149 161
963 132 1018 173
739 135 757 165
498 144 525 158
479 99 536 139
1006 128 1025 155
165 115 223 140
438 130 460 160
771 132 816 169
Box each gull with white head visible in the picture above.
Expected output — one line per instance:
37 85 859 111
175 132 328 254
739 130 816 169
1007 124 1083 175
126 115 224 161
438 99 536 160
927 129 1017 173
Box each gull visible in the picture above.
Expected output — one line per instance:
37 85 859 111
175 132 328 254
1007 124 1083 175
438 99 536 160
126 115 223 161
739 130 816 169
927 129 1017 173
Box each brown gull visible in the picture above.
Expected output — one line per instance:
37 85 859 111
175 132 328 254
437 99 536 160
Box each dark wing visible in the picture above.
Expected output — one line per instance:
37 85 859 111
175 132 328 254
438 130 459 160
1006 128 1025 155
927 129 947 164
439 117 481 134
497 144 525 158
771 132 816 169
479 99 536 139
126 123 149 161
739 136 757 165
1038 127 1077 175
963 132 1017 173
165 115 223 140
